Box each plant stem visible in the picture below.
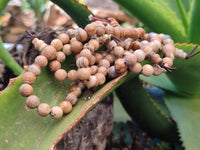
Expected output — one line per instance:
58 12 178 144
176 0 189 33
0 37 23 76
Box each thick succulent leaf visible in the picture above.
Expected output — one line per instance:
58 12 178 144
0 0 9 12
113 0 187 42
164 92 200 150
50 0 92 28
188 0 200 44
167 43 200 96
0 63 132 150
115 76 179 142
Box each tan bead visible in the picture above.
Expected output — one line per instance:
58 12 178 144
71 40 83 53
108 66 118 78
163 38 174 45
162 44 176 54
67 28 76 38
26 95 40 109
105 24 114 35
76 56 89 68
68 70 78 82
90 65 98 75
124 53 137 66
69 85 82 97
133 50 145 62
163 57 173 67
34 55 48 68
96 23 105 36
113 46 124 58
80 49 92 59
141 45 152 56
99 59 110 69
65 93 78 105
56 51 66 63
28 64 41 76
83 43 95 52
114 58 127 74
142 64 154 77
165 51 175 59
153 64 165 76
86 75 98 89
104 54 116 65
57 33 70 44
129 63 142 74
132 41 141 50
77 68 91 80
106 40 117 51
62 44 72 56
140 40 149 47
51 39 63 51
89 55 96 66
50 106 63 119
60 101 72 114
41 45 57 60
54 69 67 81
94 53 103 64
95 73 106 85
84 23 96 37
77 81 85 90
37 103 51 117
89 39 99 51
19 84 33 97
113 26 124 39
49 60 61 72
152 40 161 52
97 66 108 76
22 72 36 84
75 27 88 42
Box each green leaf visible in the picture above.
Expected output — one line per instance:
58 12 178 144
115 76 178 141
50 0 92 28
0 63 132 150
167 43 200 96
113 0 187 42
0 0 9 13
164 92 200 150
188 0 200 44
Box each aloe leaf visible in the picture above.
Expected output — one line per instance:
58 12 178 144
50 0 92 28
167 43 200 96
113 0 187 42
0 56 136 150
0 0 9 12
188 0 200 44
115 76 179 142
164 92 200 150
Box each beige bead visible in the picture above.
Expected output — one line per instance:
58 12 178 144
77 81 85 90
77 68 91 80
37 103 51 117
142 64 154 77
56 51 66 63
132 41 141 50
104 54 116 65
133 50 145 62
99 59 110 69
65 93 78 105
76 56 89 68
153 64 165 76
26 95 40 109
108 66 118 78
84 23 96 37
71 40 83 53
28 64 41 76
163 57 173 67
34 55 48 68
129 63 142 74
57 33 70 44
22 72 36 84
86 75 98 89
97 66 108 76
89 55 96 66
68 70 78 82
105 24 114 35
124 53 137 66
60 101 72 114
114 58 127 74
75 27 88 42
89 39 99 51
50 106 63 119
49 60 61 72
94 53 103 64
113 46 124 58
54 69 67 81
62 44 72 56
141 45 152 56
90 65 98 75
95 73 106 85
96 23 105 36
19 84 33 97
51 39 63 51
41 45 57 60
83 43 95 52
80 49 92 59
69 85 82 97
106 40 117 51
67 28 76 38
162 44 176 54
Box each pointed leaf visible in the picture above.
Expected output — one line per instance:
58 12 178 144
116 76 178 142
164 92 200 150
113 0 187 42
50 0 92 28
0 64 132 150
